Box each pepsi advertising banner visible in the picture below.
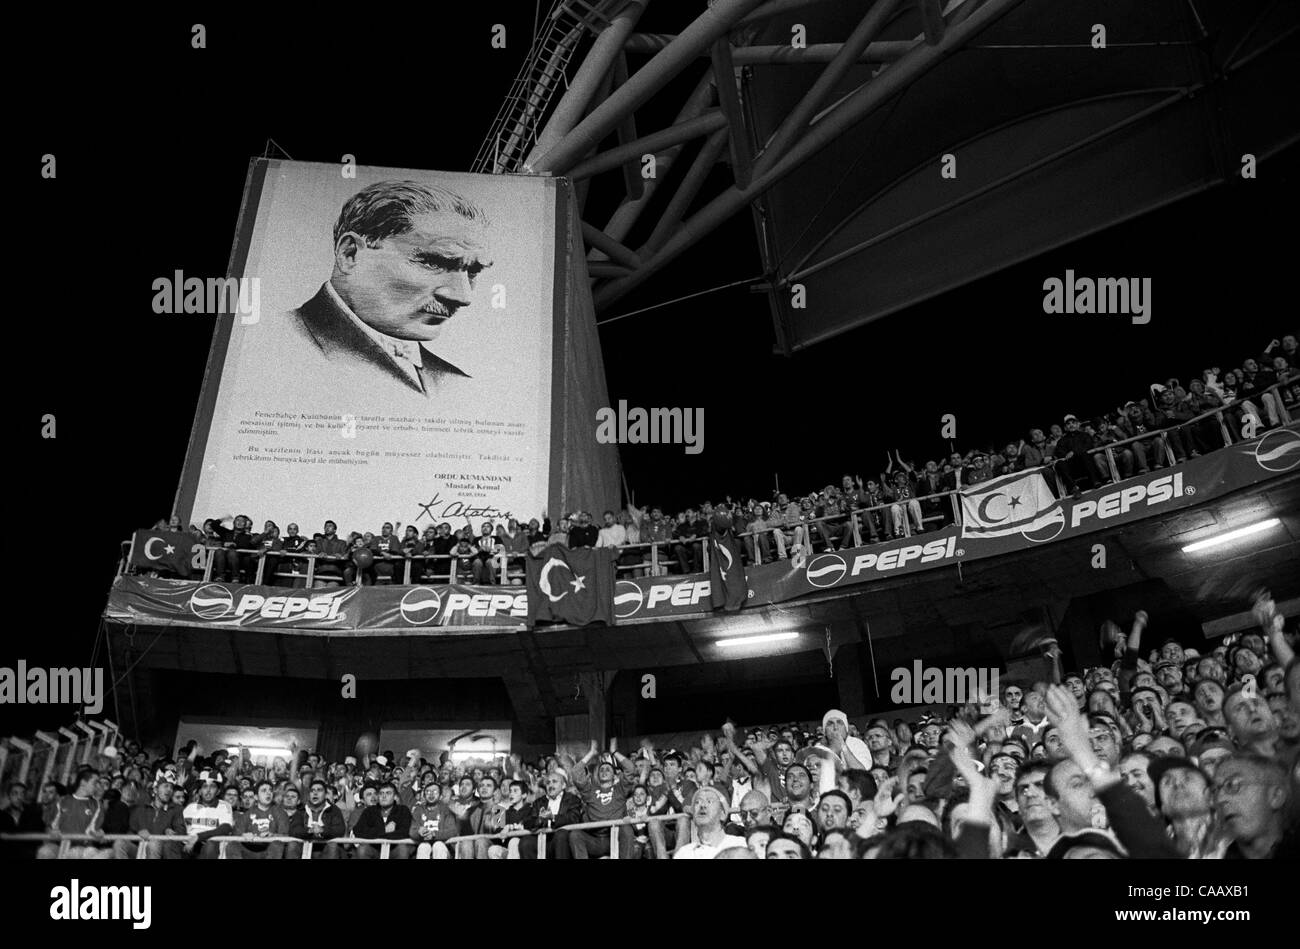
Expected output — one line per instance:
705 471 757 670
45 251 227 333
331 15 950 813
106 577 530 631
108 425 1299 632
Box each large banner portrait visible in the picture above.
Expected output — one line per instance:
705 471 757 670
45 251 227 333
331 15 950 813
177 160 559 536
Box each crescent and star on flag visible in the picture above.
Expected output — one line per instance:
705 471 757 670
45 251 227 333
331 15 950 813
144 536 177 560
538 557 586 602
713 537 734 580
975 491 1024 524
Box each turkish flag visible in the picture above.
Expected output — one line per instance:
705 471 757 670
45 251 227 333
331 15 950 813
525 544 614 627
130 529 201 577
709 533 748 611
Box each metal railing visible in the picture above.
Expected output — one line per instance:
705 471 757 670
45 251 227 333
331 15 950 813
471 1 619 174
1085 381 1293 483
3 721 122 794
3 812 686 859
121 383 1298 587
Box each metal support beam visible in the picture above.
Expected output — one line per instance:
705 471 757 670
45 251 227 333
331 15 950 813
738 0 842 27
644 127 731 253
710 39 753 187
919 0 946 44
564 109 728 180
754 0 903 178
524 0 651 169
592 71 717 256
588 261 635 278
626 34 916 65
594 0 1025 309
611 53 644 200
581 221 642 269
532 0 768 175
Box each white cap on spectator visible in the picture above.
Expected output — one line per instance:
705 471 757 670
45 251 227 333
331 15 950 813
822 709 848 728
102 745 118 759
1063 414 1078 422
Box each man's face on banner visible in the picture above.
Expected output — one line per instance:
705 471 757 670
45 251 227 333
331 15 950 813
338 210 492 342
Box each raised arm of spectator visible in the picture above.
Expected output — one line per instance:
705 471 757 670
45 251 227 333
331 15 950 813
813 748 839 797
923 720 971 802
1044 685 1179 858
854 776 903 840
1254 590 1295 667
570 741 597 789
638 738 657 767
1116 610 1148 702
949 739 998 859
609 738 635 781
720 723 759 777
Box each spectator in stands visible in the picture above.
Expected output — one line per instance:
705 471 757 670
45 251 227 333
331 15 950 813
885 460 924 537
313 520 349 584
277 785 308 858
221 515 258 583
303 779 346 859
1212 754 1293 859
1054 415 1098 497
1 781 46 858
546 515 571 549
279 522 309 585
630 503 673 572
915 461 953 527
36 768 109 860
1238 358 1281 428
234 780 287 859
854 480 886 544
472 521 500 584
113 778 186 860
568 511 598 549
596 510 627 551
254 520 283 584
369 522 403 584
569 741 636 858
672 507 702 572
1272 356 1299 406
181 776 234 859
673 786 746 858
496 518 531 578
520 770 581 859
409 778 457 859
1115 403 1165 474
353 782 413 859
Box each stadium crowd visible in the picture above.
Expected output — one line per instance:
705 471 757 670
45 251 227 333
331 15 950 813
4 591 1297 860
141 334 1297 585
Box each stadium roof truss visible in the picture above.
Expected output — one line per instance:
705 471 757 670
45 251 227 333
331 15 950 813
476 0 1299 352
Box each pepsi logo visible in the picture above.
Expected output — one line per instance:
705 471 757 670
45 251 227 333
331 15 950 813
805 553 847 588
189 584 233 619
1254 428 1300 473
399 588 442 625
1022 509 1066 544
613 581 644 619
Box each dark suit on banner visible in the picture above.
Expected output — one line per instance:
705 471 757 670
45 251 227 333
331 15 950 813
248 283 472 401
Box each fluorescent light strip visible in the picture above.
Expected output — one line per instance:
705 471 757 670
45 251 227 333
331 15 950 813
715 631 801 648
1181 518 1281 553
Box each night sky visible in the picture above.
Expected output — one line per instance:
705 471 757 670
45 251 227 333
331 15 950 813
11 10 1296 731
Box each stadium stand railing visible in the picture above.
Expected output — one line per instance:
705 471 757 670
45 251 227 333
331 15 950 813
117 382 1295 586
3 812 685 859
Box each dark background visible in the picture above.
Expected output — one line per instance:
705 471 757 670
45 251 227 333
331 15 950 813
8 10 1295 734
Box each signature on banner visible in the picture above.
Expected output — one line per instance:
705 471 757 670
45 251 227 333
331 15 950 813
415 491 513 522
